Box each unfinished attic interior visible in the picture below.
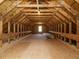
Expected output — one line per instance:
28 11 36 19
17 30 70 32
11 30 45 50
0 0 79 59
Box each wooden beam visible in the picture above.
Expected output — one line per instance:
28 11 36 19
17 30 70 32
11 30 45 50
0 20 3 47
52 15 63 24
77 15 79 48
21 9 55 12
56 12 69 23
62 1 78 15
17 4 62 8
57 11 70 22
63 23 66 41
55 14 67 23
24 13 54 16
17 24 20 38
8 22 11 43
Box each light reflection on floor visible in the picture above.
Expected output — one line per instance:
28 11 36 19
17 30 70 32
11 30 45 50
0 34 79 59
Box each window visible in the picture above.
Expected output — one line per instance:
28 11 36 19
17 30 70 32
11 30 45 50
38 25 42 32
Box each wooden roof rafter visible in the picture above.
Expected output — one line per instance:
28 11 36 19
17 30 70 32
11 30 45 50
55 14 68 23
52 15 64 24
58 11 76 23
49 17 59 25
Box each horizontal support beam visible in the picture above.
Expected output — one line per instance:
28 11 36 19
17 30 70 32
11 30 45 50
21 9 56 13
17 4 62 8
24 13 54 16
27 15 52 18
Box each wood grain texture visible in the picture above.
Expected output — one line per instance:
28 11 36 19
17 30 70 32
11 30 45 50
0 34 79 59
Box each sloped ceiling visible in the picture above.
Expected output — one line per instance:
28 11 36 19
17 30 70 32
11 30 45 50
0 0 79 26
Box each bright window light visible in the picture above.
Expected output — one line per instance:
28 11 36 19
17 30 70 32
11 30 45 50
38 25 42 32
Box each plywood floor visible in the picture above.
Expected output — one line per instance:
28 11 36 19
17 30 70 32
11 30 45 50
0 34 79 59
